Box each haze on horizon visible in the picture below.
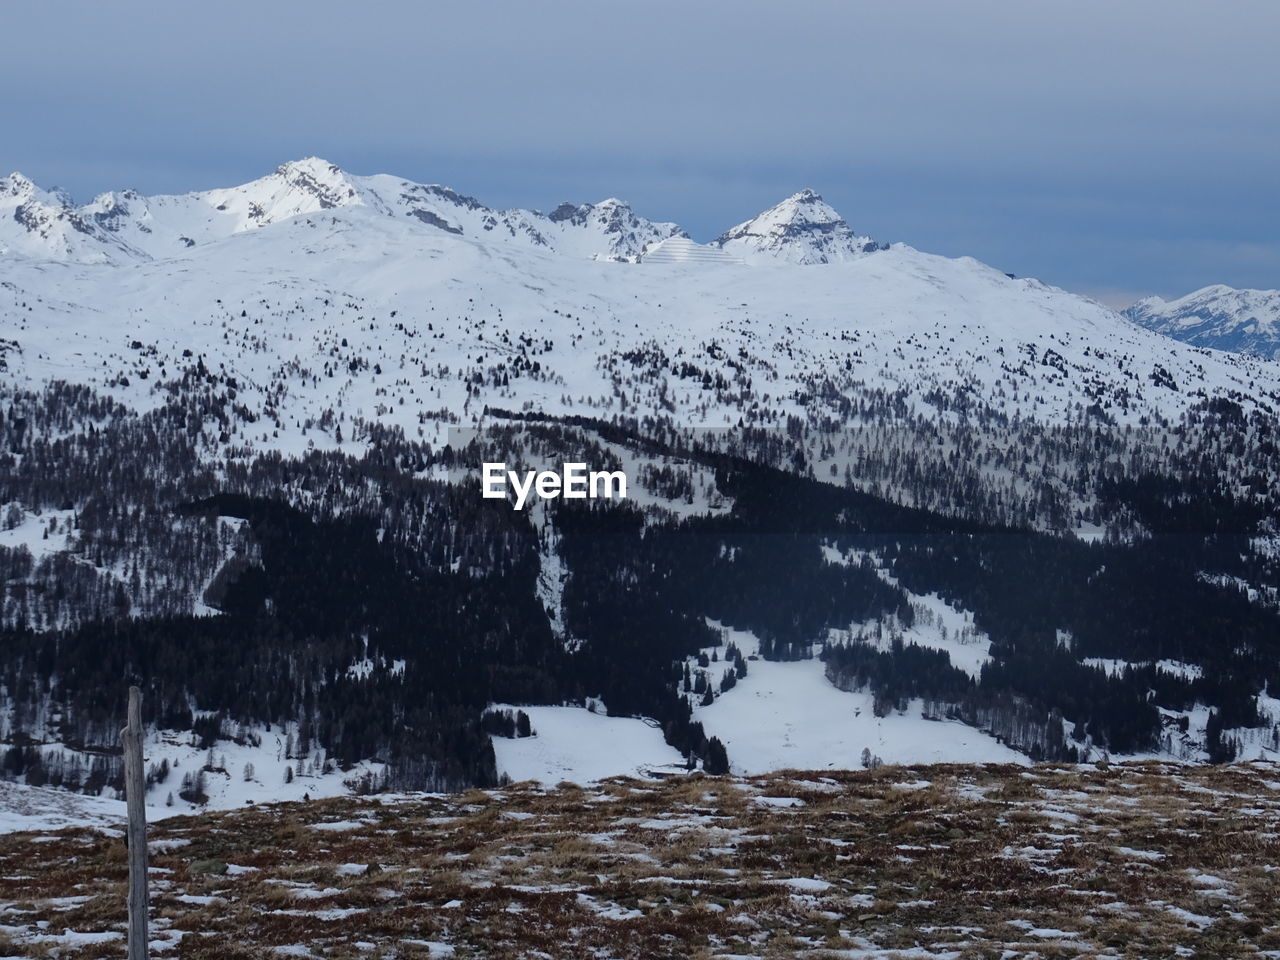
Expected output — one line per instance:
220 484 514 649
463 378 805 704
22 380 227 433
2 0 1276 307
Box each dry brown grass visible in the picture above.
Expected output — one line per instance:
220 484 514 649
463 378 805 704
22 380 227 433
0 761 1277 957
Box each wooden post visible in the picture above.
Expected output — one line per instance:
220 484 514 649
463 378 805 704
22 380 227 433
121 685 149 960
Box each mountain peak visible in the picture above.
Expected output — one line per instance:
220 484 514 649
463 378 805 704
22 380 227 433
278 155 340 173
759 189 843 227
180 157 365 234
275 156 346 185
714 190 878 264
2 172 38 200
547 197 634 223
262 157 359 210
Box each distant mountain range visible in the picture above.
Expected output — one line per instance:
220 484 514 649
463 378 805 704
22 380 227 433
3 156 1272 440
1124 285 1280 360
0 157 879 266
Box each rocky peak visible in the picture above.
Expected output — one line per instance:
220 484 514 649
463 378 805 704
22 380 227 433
714 190 879 264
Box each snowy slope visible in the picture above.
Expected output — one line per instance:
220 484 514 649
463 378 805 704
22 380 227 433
0 719 392 831
642 236 743 263
488 705 685 784
1124 285 1280 359
689 623 1026 773
821 545 993 681
0 778 124 833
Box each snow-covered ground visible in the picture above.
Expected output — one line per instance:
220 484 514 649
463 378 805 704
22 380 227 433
487 704 685 784
485 602 1022 786
0 506 77 560
821 544 994 680
0 720 390 833
0 779 124 833
133 723 389 813
690 622 1025 773
1083 657 1204 681
1233 687 1280 762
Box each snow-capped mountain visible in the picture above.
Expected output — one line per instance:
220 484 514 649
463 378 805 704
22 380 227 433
2 157 1278 542
713 188 879 264
3 157 1280 800
1124 285 1280 360
1 171 130 263
544 197 688 260
3 160 1278 564
2 168 1272 443
0 157 684 264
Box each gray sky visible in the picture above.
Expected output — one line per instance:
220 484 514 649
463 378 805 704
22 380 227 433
4 0 1277 304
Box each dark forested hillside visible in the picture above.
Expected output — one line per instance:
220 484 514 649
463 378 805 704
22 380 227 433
1 382 1279 796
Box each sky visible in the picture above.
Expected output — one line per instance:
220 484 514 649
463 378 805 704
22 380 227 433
3 0 1277 306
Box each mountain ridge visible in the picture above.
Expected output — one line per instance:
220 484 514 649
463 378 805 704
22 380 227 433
1124 284 1280 359
1 158 873 266
0 157 691 264
2 158 1277 453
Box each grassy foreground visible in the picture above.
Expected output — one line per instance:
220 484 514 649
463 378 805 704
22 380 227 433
1 761 1278 958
